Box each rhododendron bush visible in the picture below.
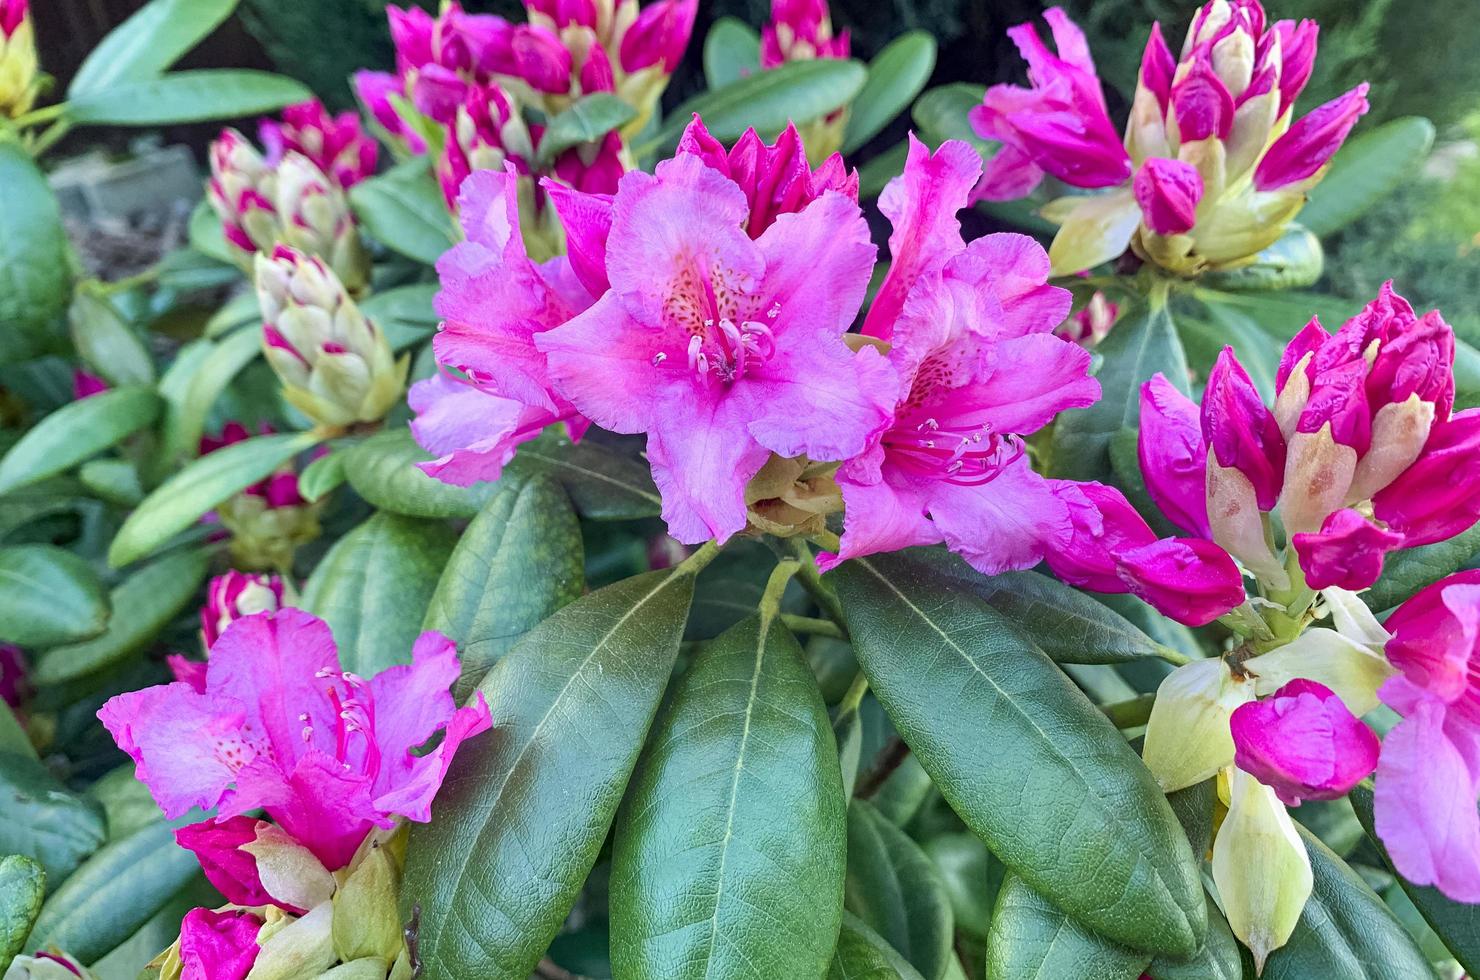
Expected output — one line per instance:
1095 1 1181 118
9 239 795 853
4 0 1480 977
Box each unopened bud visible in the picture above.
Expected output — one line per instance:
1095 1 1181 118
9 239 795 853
1142 658 1254 792
1206 460 1287 589
313 960 390 980
0 0 38 119
1230 679 1379 807
275 154 370 296
242 822 337 913
3 949 93 979
201 571 285 649
1279 424 1357 536
331 841 404 964
247 904 337 980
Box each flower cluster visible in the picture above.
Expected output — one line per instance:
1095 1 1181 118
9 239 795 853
974 1 1371 276
0 0 36 119
759 0 851 159
207 102 377 294
99 607 492 979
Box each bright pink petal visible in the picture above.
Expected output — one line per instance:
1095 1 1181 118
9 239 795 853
1116 536 1245 626
1042 480 1153 592
175 817 287 912
822 457 942 572
754 191 875 346
229 749 377 871
409 374 558 486
537 291 668 434
541 179 613 296
373 692 492 822
1255 84 1370 191
944 233 1072 340
1292 508 1406 591
927 455 1076 576
1230 679 1379 807
179 908 260 980
1383 570 1480 703
646 393 773 544
743 340 897 464
1138 374 1211 537
970 333 1100 435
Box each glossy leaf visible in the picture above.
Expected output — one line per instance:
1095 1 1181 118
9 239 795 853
506 433 662 520
0 544 110 647
88 875 219 978
423 473 584 700
32 548 209 687
0 386 161 495
845 799 954 980
829 911 928 980
403 567 699 978
79 458 144 507
538 94 637 165
1147 901 1241 980
108 432 316 567
69 0 238 95
842 33 938 154
703 16 761 90
1200 225 1324 293
158 324 261 466
1299 117 1437 237
350 159 458 265
922 833 1000 942
986 874 1151 980
69 288 155 387
611 610 846 979
0 129 72 358
297 446 348 502
301 512 456 676
68 70 311 126
832 553 1205 956
0 855 44 964
1362 521 1480 612
0 751 107 890
359 284 439 351
343 428 501 519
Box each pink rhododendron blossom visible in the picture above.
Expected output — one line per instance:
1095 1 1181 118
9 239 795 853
98 609 492 870
1055 290 1118 348
1254 84 1371 191
167 654 208 694
619 0 698 73
201 571 286 649
1133 157 1202 235
175 816 286 911
259 101 378 190
760 0 850 67
536 133 896 544
1374 570 1480 901
178 908 261 980
821 138 1097 576
1230 679 1379 807
410 373 576 486
1137 374 1209 537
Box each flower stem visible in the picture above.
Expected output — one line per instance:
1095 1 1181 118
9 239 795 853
676 538 723 577
837 669 870 715
1154 644 1192 667
1100 693 1156 729
759 559 800 623
787 537 848 631
781 614 845 639
808 529 842 553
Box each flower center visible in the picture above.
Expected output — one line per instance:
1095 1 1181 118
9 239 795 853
316 668 382 782
883 417 1025 486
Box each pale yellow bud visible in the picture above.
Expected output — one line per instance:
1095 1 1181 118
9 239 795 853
1279 424 1358 535
1143 658 1255 792
246 904 337 980
242 823 337 912
331 842 405 964
1346 395 1436 502
1206 459 1288 589
0 15 38 118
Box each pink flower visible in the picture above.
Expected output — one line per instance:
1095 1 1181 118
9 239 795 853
388 4 437 73
536 133 897 544
969 7 1131 201
1230 679 1380 807
1133 157 1203 235
201 571 286 649
1292 508 1404 591
354 70 411 142
1169 49 1234 143
410 372 575 486
1254 84 1370 191
1055 290 1118 348
437 81 523 208
178 908 261 980
760 0 850 67
821 138 1097 575
1137 374 1210 538
72 369 109 400
1374 570 1480 901
167 654 209 694
175 816 286 911
620 0 698 73
98 609 492 870
259 101 378 190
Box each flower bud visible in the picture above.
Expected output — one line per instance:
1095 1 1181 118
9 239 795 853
1203 348 1286 508
1171 51 1234 144
1138 374 1209 536
487 23 572 94
208 129 279 269
178 908 262 980
388 4 436 73
242 822 338 914
410 63 467 125
1212 767 1313 972
1142 658 1254 792
1274 19 1319 112
1044 482 1157 594
1272 318 1330 438
274 154 370 296
4 950 92 979
0 0 38 119
260 101 379 190
256 246 409 430
1372 408 1480 547
175 816 285 911
1254 84 1370 191
354 71 412 144
201 571 285 649
331 841 404 964
1291 507 1404 591
621 0 698 73
1230 679 1380 807
1116 536 1246 627
437 81 529 208
71 369 109 401
1133 157 1203 235
1 642 29 709
248 905 337 980
1056 289 1118 348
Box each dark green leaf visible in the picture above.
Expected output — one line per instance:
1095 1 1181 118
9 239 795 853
832 553 1205 956
1200 226 1324 293
350 159 458 265
68 70 311 126
703 17 760 90
1166 779 1214 862
870 753 933 827
25 821 200 965
0 129 72 359
69 0 239 95
1362 521 1480 612
78 458 144 507
829 911 928 980
922 833 1000 942
0 854 44 963
359 283 439 351
1147 901 1240 980
538 94 637 165
403 567 699 978
33 548 209 687
859 140 909 199
911 83 988 151
842 33 938 155
69 288 155 387
342 428 500 519
89 874 219 977
836 704 864 802
846 799 953 980
0 386 161 495
610 610 846 979
1177 298 1281 403
90 764 171 842
649 60 867 152
0 751 106 890
1053 296 1188 483
108 432 317 567
301 512 455 676
423 473 584 700
0 544 110 647
506 433 662 520
1190 288 1361 342
1262 824 1438 980
986 874 1151 980
1299 117 1437 237
159 325 262 466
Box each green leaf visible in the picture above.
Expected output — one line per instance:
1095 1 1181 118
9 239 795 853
0 544 110 647
79 457 144 506
538 93 637 166
69 287 156 387
69 0 239 96
830 911 929 980
506 433 662 520
1299 117 1437 237
0 144 71 360
350 160 458 265
301 512 455 676
1361 521 1480 612
1053 294 1188 483
297 446 348 502
342 428 500 519
845 799 954 980
403 566 700 978
108 432 316 567
832 552 1205 956
159 324 262 466
189 198 237 266
842 33 938 155
33 548 209 687
703 17 761 90
0 386 161 495
88 874 218 978
0 854 44 964
922 833 1001 942
859 140 909 199
1262 825 1437 979
0 751 107 890
610 609 846 979
649 59 868 152
1147 902 1241 980
1200 225 1324 293
1166 779 1215 863
423 473 584 700
359 283 439 351
25 821 201 965
911 83 988 151
90 764 171 842
1350 784 1480 976
68 70 312 126
986 874 1151 980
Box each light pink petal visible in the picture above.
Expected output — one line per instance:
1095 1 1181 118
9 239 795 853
927 455 1075 576
944 233 1072 339
744 343 898 463
822 462 942 572
373 692 493 823
755 191 876 344
367 631 465 784
537 291 667 434
971 333 1100 435
410 374 558 486
646 393 773 544
179 908 260 980
971 141 1046 202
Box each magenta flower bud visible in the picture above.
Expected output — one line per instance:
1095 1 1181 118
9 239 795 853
1291 507 1405 591
178 907 263 980
620 0 698 73
550 130 627 195
388 3 437 72
542 178 613 296
1044 482 1158 593
1116 536 1246 627
1134 157 1203 235
1171 51 1235 143
72 368 109 400
1366 307 1455 419
1140 21 1175 109
1230 679 1380 808
1254 83 1370 191
761 0 850 66
175 816 290 912
0 643 29 710
0 0 27 37
1204 347 1286 509
1373 409 1480 547
1139 374 1211 537
526 0 599 30
201 571 285 649
580 39 616 94
0 0 36 119
411 63 469 125
1056 290 1118 347
1273 19 1319 112
484 22 573 94
353 70 412 142
259 100 378 190
1273 317 1329 435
